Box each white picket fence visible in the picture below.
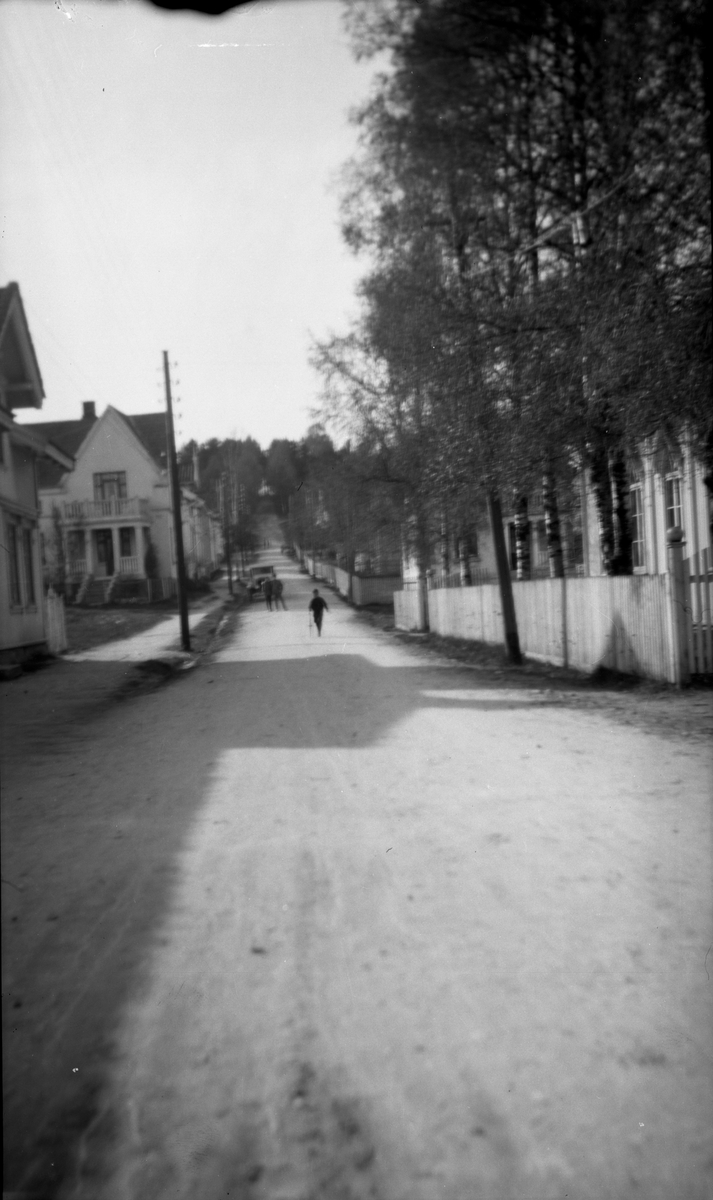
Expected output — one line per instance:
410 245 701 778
298 548 400 609
682 547 713 677
395 542 712 684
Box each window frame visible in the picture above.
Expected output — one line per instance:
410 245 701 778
5 517 38 609
664 474 683 531
630 484 646 571
93 471 127 501
22 526 36 606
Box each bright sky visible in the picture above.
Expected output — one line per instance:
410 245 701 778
1 0 379 449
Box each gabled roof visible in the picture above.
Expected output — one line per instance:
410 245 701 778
0 282 45 410
120 411 169 469
25 405 172 489
25 413 98 488
0 406 74 471
25 414 97 459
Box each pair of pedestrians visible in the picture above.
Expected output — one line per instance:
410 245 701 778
264 576 286 611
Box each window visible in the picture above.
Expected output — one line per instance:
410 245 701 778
665 476 682 530
93 471 127 501
631 486 645 569
7 521 21 606
119 527 134 557
22 528 35 605
5 518 40 608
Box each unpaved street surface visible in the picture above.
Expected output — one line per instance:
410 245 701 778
2 531 712 1199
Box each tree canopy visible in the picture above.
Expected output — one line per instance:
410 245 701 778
312 0 711 574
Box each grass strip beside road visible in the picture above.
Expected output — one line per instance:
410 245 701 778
65 604 179 654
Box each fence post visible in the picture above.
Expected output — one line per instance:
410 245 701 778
665 527 689 686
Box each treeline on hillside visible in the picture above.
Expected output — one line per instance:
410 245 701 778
180 428 404 575
309 0 711 578
180 436 298 559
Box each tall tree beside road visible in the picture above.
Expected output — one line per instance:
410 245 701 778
266 439 302 517
285 423 403 572
314 0 710 574
180 436 266 566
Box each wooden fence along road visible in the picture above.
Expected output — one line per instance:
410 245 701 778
394 535 711 686
301 552 401 608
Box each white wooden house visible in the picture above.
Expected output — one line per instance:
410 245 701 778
1 283 74 662
409 438 711 589
25 403 222 602
396 439 712 681
499 441 711 582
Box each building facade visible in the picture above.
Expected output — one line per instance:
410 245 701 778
25 403 222 601
1 283 74 659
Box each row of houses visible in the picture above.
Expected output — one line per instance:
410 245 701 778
1 282 222 664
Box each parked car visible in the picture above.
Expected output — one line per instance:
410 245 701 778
245 564 275 600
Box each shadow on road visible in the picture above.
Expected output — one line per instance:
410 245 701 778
0 648 639 1196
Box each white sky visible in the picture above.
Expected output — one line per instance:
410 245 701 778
1 0 380 449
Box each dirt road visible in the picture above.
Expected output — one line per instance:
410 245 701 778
2 526 711 1199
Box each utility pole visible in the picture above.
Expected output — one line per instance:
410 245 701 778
163 351 190 652
221 472 233 594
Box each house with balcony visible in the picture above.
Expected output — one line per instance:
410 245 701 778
1 282 74 661
25 402 222 603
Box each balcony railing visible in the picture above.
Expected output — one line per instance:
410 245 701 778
118 556 140 575
67 558 87 577
63 498 151 522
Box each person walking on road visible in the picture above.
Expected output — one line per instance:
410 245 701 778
263 577 273 612
272 576 287 610
308 589 328 636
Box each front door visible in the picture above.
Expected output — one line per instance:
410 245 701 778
95 529 114 577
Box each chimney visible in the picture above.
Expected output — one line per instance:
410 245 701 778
83 401 96 420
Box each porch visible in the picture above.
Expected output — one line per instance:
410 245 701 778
65 526 149 581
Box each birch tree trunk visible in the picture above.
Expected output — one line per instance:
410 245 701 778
588 440 615 575
542 471 564 579
611 454 632 575
514 495 531 580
